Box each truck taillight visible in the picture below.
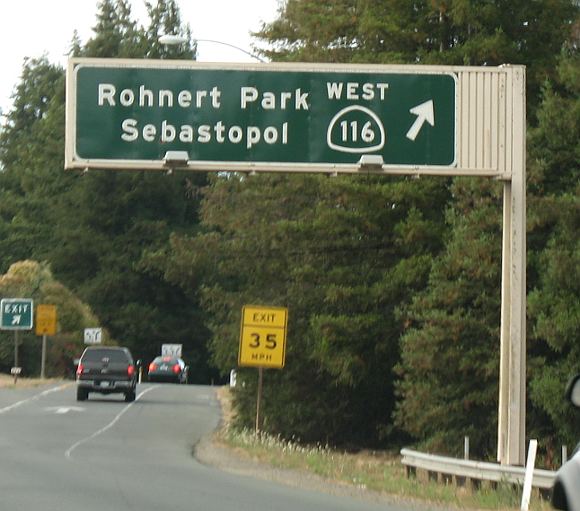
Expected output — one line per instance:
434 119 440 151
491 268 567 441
173 364 181 374
127 365 135 377
149 363 157 372
76 363 84 376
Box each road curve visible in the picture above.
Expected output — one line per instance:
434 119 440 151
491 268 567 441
0 382 412 511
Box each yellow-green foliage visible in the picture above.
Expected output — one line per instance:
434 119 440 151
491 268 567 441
0 260 112 375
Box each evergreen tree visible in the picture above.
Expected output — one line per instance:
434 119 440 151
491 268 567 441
144 0 196 59
145 173 448 445
394 178 504 457
395 36 579 458
0 0 214 381
526 50 580 456
51 0 210 376
255 0 360 62
257 0 578 111
254 0 579 453
83 0 142 58
0 57 70 270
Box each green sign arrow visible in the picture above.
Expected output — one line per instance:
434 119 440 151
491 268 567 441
1 299 34 330
67 59 456 171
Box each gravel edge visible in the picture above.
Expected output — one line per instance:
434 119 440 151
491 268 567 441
193 387 445 510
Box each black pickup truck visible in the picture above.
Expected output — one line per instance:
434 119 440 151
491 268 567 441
76 346 138 402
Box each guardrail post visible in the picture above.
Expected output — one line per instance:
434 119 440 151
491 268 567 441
470 478 482 491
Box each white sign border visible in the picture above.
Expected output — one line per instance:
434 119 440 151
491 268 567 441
0 298 34 330
65 58 465 175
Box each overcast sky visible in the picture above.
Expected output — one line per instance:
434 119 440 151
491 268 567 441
0 0 280 118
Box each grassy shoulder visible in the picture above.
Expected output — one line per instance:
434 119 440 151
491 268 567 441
215 388 551 511
0 373 60 389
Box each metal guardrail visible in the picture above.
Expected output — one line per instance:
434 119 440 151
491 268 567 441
400 448 556 490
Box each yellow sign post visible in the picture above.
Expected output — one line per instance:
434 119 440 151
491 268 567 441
239 305 288 369
36 304 57 379
239 305 288 433
35 304 57 336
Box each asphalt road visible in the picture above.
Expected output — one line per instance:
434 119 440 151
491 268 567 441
0 382 414 511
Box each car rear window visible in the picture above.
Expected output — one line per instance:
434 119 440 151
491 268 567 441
82 348 129 363
153 356 177 364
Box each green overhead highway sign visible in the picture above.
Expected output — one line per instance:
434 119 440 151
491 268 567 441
1 299 34 330
66 58 457 172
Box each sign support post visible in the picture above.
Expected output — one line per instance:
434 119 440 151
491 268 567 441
238 305 288 435
14 331 19 382
497 66 526 466
41 335 47 380
36 304 57 379
256 367 264 434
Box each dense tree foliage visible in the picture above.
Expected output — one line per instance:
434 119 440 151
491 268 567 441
247 0 577 454
395 178 504 457
395 63 579 455
0 261 102 377
144 173 448 445
526 51 580 455
256 0 577 112
0 0 212 381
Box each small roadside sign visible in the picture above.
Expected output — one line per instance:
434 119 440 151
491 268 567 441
84 328 102 345
239 305 288 369
1 298 34 330
35 304 57 336
161 344 183 357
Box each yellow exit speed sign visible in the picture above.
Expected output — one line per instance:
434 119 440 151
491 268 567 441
35 304 57 336
239 305 288 369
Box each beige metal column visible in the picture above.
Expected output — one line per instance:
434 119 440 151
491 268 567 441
497 66 526 466
498 184 511 464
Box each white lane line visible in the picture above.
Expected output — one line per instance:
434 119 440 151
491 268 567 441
0 383 71 415
65 386 157 460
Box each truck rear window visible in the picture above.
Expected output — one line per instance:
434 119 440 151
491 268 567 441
82 349 129 363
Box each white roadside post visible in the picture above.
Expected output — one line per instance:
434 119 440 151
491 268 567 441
520 439 538 511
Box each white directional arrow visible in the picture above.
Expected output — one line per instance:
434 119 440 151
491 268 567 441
11 315 21 325
45 406 85 415
406 100 435 141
